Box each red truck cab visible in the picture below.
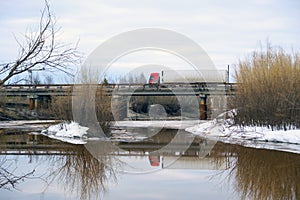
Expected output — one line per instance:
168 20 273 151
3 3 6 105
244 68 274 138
148 72 160 84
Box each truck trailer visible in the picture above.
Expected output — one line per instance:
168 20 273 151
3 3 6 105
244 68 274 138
148 69 228 85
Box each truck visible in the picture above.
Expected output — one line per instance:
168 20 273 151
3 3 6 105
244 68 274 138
148 69 229 85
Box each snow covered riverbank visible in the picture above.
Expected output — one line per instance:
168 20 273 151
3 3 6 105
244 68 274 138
30 116 300 154
185 117 300 154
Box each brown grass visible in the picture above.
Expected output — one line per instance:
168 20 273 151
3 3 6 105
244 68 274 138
49 86 113 134
50 96 73 120
234 43 300 130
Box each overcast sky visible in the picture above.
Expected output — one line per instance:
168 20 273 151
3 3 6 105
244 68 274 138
1 0 300 82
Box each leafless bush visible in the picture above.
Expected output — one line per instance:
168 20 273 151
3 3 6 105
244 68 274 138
49 87 113 134
234 43 300 130
49 95 73 120
95 88 114 133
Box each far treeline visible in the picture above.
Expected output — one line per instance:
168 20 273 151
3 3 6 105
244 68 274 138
233 43 300 130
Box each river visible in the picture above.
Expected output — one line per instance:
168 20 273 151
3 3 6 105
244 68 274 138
0 121 299 200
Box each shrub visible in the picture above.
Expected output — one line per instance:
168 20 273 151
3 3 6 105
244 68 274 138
49 89 73 120
234 43 300 130
49 86 113 135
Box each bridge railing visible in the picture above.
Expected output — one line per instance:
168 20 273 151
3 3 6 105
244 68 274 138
0 82 237 96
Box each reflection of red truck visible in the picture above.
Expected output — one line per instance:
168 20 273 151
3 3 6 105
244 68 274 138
149 156 160 166
148 70 228 85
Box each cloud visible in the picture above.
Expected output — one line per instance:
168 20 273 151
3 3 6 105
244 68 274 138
1 0 300 82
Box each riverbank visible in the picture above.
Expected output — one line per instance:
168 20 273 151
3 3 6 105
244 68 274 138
2 118 300 154
185 114 300 154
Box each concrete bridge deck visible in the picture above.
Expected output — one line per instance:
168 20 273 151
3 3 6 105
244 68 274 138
0 82 236 97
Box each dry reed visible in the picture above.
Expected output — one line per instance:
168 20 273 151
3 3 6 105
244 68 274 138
234 43 300 130
49 86 113 134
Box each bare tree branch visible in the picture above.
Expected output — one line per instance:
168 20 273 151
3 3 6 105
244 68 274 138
0 158 35 190
0 0 81 86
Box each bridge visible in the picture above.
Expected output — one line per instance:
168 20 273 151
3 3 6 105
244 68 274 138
1 82 236 96
0 83 236 120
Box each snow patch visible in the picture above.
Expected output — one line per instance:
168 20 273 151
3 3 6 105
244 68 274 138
41 121 89 144
185 111 300 154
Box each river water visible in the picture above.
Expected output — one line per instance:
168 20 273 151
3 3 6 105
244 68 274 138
0 121 300 200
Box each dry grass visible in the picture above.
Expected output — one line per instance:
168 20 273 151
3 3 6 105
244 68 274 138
95 88 113 133
50 96 73 120
234 43 300 130
49 87 113 134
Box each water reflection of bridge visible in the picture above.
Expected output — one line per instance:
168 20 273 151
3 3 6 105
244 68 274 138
0 132 229 170
1 129 299 200
0 131 220 157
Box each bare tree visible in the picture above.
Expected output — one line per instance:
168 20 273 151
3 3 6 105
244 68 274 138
0 0 81 86
44 75 54 84
118 72 147 84
136 72 147 84
32 74 42 85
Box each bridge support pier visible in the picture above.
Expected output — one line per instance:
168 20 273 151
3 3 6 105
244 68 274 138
29 97 38 110
29 95 51 110
199 95 207 120
206 95 228 119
